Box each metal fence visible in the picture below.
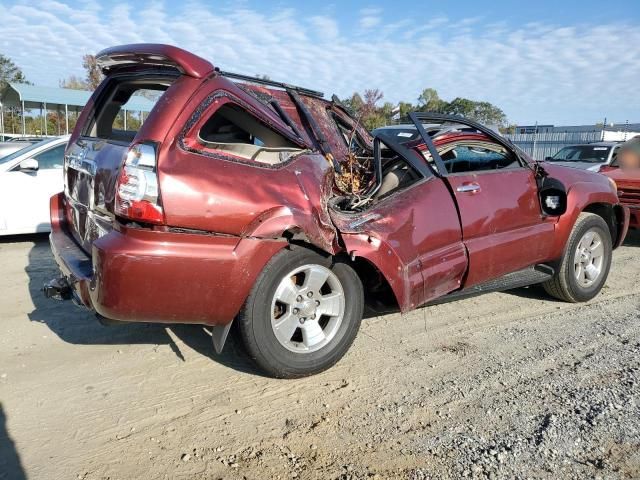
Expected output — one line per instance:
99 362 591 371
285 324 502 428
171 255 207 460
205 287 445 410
505 128 640 160
504 130 604 160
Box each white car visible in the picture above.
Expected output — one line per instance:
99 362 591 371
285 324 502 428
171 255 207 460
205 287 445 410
0 136 70 235
544 142 621 171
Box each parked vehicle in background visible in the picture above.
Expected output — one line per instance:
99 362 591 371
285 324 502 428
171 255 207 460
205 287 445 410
6 136 46 142
600 138 640 229
373 123 482 144
545 142 620 171
373 124 424 142
0 136 69 235
45 44 629 378
0 140 33 159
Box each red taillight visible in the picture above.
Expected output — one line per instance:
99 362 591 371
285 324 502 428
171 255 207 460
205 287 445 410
115 143 164 224
598 165 617 173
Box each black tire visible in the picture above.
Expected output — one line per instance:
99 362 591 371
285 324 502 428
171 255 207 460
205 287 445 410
237 246 364 378
543 213 612 302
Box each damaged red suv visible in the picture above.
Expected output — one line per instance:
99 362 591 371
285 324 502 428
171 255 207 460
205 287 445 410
46 44 629 378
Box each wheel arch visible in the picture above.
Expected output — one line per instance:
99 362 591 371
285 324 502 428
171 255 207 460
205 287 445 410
242 206 340 255
550 183 622 259
583 202 615 237
346 255 400 312
337 232 410 312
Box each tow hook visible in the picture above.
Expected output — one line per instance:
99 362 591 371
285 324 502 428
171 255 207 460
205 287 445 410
43 277 72 301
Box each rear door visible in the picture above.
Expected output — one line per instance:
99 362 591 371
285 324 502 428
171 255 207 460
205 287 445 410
64 74 177 251
64 45 215 252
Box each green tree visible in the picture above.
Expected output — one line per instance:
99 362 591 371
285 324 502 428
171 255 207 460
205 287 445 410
345 86 509 130
417 88 446 113
83 54 103 90
341 90 388 129
471 101 507 127
398 101 416 119
1 53 29 134
341 92 365 116
59 75 87 90
443 97 507 126
0 53 28 87
442 97 475 117
59 54 103 91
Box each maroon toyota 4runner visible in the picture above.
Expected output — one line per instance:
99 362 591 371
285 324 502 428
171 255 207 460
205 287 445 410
45 44 629 377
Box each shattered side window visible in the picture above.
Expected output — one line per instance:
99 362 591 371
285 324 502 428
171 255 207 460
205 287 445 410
439 141 519 174
196 101 304 166
331 113 369 153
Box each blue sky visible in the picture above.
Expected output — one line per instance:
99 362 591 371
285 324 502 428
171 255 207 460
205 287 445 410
0 0 638 125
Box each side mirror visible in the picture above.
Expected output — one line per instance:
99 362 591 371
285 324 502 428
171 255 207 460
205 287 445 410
18 158 39 172
544 156 553 161
538 176 567 216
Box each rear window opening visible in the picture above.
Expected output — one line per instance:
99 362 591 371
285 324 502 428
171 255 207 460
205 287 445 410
86 77 174 143
197 103 303 165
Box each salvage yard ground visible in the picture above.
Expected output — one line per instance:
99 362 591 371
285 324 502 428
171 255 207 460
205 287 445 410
1 232 639 479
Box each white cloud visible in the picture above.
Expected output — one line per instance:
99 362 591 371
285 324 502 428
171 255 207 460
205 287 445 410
359 7 382 29
309 15 339 39
0 1 638 124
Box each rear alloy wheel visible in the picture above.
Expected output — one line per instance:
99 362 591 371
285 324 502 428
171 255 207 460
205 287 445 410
271 264 346 353
543 213 612 302
237 247 364 378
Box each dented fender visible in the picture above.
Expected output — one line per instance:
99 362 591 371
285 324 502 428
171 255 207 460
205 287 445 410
340 232 411 311
238 165 340 253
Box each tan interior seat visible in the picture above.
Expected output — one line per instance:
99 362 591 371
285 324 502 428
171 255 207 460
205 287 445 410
199 141 302 165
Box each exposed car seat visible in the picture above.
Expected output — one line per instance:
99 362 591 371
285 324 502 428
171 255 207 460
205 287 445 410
374 160 418 199
199 103 303 164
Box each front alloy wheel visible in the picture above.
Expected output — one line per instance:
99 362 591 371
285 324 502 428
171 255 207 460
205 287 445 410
573 230 605 288
543 212 612 303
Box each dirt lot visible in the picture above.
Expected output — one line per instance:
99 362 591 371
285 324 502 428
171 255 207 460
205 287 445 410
1 232 639 480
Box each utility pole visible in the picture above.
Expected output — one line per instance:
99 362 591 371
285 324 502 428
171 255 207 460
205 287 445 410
624 120 629 141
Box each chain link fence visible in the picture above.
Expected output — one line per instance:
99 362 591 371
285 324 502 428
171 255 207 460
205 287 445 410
505 126 640 160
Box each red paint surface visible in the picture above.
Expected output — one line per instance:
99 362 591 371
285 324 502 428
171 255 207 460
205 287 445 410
603 168 640 228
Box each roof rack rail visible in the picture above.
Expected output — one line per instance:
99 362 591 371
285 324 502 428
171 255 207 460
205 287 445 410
215 68 325 98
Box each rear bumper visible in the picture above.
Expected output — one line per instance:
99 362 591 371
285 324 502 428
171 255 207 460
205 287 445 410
48 193 287 325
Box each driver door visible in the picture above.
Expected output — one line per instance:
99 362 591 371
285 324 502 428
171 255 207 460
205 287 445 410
408 112 556 289
442 142 555 287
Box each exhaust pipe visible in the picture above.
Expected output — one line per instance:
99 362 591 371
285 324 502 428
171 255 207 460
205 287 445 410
42 277 72 301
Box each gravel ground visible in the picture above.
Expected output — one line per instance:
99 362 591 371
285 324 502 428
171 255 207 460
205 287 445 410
0 232 639 479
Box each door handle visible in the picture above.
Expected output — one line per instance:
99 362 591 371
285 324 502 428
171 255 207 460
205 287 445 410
456 182 481 193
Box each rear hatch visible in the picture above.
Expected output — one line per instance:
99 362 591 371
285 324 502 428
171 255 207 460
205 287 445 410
63 45 214 252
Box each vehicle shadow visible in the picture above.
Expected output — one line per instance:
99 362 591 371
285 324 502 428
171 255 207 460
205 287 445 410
623 228 640 247
502 284 560 302
20 235 260 376
0 403 26 480
505 228 640 301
